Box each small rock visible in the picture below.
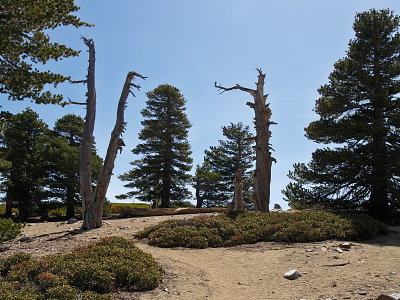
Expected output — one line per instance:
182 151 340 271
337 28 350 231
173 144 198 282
335 248 344 253
26 223 33 226
390 272 397 275
284 270 302 280
339 242 351 250
118 226 131 230
163 288 169 293
358 291 367 295
67 218 78 224
91 236 99 239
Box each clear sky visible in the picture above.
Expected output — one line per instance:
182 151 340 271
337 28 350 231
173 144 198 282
2 0 399 209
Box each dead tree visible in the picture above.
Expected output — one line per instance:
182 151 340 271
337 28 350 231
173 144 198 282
215 69 276 212
233 167 244 211
77 38 146 230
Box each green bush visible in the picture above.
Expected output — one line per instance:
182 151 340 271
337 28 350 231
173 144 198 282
0 218 24 242
0 237 162 299
135 210 388 248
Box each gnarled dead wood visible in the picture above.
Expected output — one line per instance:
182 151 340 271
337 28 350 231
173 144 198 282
214 69 276 212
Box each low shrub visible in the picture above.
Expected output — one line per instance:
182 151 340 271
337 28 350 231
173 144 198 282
0 237 163 299
135 210 388 248
110 203 151 214
0 218 24 242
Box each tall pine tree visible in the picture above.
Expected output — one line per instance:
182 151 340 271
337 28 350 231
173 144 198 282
203 122 254 206
0 109 50 219
283 9 400 220
118 84 192 208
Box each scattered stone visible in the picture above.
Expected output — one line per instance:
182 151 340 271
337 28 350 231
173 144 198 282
305 249 313 252
163 288 169 293
19 237 34 243
358 291 367 295
26 223 33 226
67 218 78 224
335 248 344 253
376 294 400 300
91 236 99 239
284 270 302 280
390 272 397 275
118 226 131 230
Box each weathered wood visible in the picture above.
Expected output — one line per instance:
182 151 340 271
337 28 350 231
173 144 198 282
80 38 97 229
233 167 244 211
78 38 146 230
214 69 276 212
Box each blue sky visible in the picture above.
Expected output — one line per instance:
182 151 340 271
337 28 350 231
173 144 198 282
2 0 399 209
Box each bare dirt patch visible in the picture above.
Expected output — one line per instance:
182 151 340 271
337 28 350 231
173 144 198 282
1 214 399 300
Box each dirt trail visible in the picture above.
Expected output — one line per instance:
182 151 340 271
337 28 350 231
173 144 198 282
1 214 399 300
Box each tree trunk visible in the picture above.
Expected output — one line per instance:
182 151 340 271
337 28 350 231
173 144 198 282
80 38 98 229
79 38 146 230
215 69 276 212
5 191 12 217
233 167 244 211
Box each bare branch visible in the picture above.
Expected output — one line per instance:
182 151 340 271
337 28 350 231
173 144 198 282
130 83 141 90
70 79 87 84
255 68 263 75
128 71 148 80
129 90 136 97
214 82 255 95
246 101 255 108
68 98 86 105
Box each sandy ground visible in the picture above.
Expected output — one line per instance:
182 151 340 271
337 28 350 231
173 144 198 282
0 213 399 300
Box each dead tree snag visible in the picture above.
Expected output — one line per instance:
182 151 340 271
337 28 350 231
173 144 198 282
233 167 244 211
215 69 276 212
77 38 146 230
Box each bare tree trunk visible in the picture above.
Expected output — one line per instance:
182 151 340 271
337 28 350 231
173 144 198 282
233 167 244 211
215 69 276 212
78 38 146 230
80 38 97 229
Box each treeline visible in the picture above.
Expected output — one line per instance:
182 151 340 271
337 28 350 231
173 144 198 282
0 87 255 219
0 109 102 219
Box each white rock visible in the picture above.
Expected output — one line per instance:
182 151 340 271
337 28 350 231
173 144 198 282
284 270 302 280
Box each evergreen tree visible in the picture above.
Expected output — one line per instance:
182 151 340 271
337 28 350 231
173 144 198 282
0 109 50 219
0 0 91 104
47 114 102 218
118 84 192 208
283 9 400 220
203 122 254 205
192 161 223 208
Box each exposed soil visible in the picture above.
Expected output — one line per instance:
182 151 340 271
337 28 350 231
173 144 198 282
1 213 399 300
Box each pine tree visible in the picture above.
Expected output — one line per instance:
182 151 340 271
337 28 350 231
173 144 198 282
47 114 102 218
0 0 91 104
203 122 254 206
118 84 192 208
192 161 223 208
283 9 400 220
0 109 50 219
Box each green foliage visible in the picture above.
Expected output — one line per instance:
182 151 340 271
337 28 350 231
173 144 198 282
135 211 387 248
0 237 162 299
0 109 50 219
0 0 92 104
0 218 24 242
283 9 400 221
47 114 103 218
118 84 193 208
201 122 254 207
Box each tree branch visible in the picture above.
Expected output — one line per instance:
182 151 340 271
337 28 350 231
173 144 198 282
70 79 87 84
67 98 86 105
214 82 256 96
